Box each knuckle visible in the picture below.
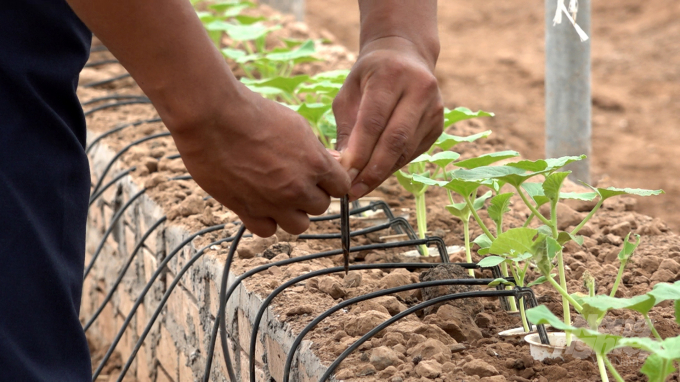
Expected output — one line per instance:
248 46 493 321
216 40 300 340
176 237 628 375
384 126 411 156
280 178 307 201
364 113 387 136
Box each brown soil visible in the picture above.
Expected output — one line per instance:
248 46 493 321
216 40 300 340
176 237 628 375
305 0 680 233
82 2 680 382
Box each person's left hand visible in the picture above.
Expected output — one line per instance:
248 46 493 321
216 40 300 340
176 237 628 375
333 36 444 201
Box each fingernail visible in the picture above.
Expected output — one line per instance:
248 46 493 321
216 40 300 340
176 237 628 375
350 182 369 199
348 168 359 182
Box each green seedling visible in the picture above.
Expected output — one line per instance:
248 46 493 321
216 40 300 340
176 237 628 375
528 281 680 382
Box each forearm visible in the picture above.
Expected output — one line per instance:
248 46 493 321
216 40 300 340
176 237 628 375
358 0 440 68
66 0 243 131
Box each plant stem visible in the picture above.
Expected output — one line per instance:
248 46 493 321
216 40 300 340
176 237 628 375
514 185 552 226
549 199 573 345
546 275 583 312
609 260 627 298
464 195 495 240
604 357 625 382
415 193 429 256
523 212 535 227
596 353 610 382
509 265 529 331
462 219 475 277
643 313 663 341
571 199 604 236
501 262 518 311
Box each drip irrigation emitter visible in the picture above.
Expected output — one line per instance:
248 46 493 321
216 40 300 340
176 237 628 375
90 131 171 196
82 73 132 88
85 117 162 155
318 287 548 382
91 224 226 381
84 99 152 117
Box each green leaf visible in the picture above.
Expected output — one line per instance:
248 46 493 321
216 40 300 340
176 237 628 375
473 234 492 249
648 282 680 306
641 353 676 382
208 22 273 41
543 172 571 201
234 15 266 25
507 155 586 173
311 69 350 83
618 233 641 261
559 192 598 201
430 151 461 168
449 165 527 185
295 103 332 125
296 81 342 97
478 256 506 268
546 236 562 261
521 183 550 206
244 85 283 95
208 1 255 13
455 150 520 169
241 75 309 94
488 278 515 287
318 113 337 140
435 130 492 151
266 39 316 61
489 228 538 258
441 178 483 198
581 294 656 316
221 47 246 60
557 231 584 246
527 274 555 287
445 203 470 220
473 191 493 211
582 184 665 201
487 193 513 225
443 107 494 127
396 171 428 196
675 300 680 325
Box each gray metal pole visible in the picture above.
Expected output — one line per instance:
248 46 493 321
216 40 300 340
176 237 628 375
545 0 591 183
259 0 305 21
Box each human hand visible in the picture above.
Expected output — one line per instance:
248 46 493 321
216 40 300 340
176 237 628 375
333 36 444 201
168 86 351 237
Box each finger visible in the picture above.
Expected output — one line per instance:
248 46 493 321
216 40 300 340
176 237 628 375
316 150 352 198
239 214 277 237
349 99 421 200
273 209 311 235
326 148 342 161
332 79 360 153
341 83 402 180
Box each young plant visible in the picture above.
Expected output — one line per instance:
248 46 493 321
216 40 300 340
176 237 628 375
528 280 680 382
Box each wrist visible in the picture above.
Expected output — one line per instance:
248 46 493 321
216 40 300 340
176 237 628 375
358 1 440 69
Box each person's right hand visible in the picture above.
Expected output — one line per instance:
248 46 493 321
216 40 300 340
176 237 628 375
166 85 351 237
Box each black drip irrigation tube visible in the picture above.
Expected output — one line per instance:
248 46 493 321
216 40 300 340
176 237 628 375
84 188 147 279
90 45 110 53
248 262 514 382
318 288 547 382
84 58 120 68
84 99 152 116
85 117 162 155
82 73 132 88
83 216 167 331
282 278 522 382
91 224 226 381
82 94 149 106
115 233 244 382
88 167 135 207
90 131 171 196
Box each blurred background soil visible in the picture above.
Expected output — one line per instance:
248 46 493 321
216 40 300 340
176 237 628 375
305 0 680 231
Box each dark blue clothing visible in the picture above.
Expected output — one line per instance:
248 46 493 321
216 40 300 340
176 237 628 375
0 1 92 381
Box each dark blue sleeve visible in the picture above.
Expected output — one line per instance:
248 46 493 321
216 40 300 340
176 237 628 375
0 1 93 381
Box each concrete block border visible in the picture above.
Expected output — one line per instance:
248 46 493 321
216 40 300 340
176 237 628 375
83 136 329 382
